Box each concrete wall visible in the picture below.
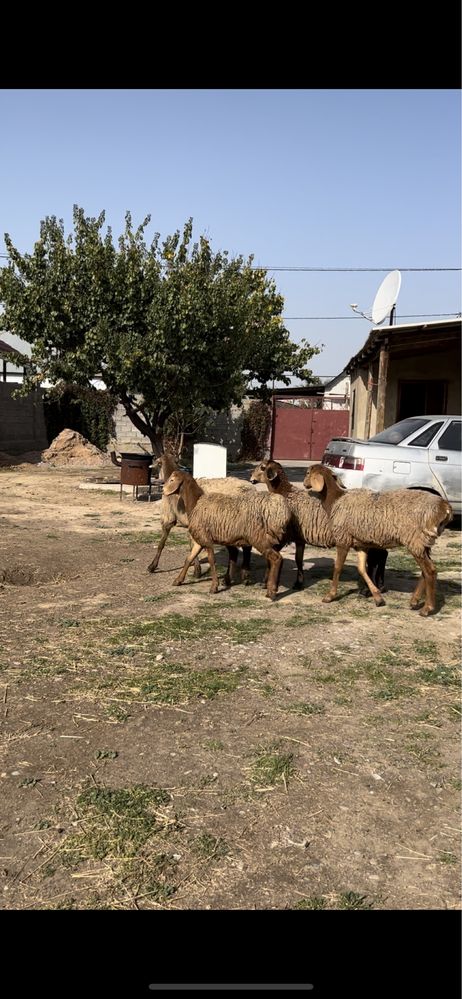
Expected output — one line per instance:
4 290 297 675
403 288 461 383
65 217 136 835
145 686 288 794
0 384 48 453
112 400 250 460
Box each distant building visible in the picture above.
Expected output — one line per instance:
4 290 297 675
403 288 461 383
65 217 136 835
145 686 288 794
345 318 461 439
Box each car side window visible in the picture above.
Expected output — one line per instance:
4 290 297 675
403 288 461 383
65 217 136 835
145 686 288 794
407 422 443 447
437 421 462 452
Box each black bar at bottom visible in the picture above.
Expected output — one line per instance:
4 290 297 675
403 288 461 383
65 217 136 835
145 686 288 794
148 987 314 992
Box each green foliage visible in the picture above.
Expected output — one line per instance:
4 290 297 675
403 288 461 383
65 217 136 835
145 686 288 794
239 400 272 459
0 208 320 452
43 383 116 450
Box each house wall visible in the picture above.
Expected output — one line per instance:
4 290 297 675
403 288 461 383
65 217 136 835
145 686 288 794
0 384 48 454
349 344 461 438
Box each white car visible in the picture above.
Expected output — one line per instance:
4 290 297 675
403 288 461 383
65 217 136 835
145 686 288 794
322 415 462 515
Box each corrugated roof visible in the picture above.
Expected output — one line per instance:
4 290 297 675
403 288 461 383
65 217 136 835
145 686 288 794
345 317 461 373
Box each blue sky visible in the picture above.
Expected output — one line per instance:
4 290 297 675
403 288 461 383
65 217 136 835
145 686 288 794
0 89 460 378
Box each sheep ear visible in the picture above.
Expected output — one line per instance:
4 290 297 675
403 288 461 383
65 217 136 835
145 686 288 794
266 466 278 481
163 474 181 495
309 470 325 493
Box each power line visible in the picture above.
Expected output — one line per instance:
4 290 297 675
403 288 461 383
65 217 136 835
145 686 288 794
0 255 460 271
282 312 461 320
253 266 461 272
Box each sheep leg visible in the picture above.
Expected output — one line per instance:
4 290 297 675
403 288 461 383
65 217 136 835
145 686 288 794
172 542 203 586
223 546 239 588
190 534 203 578
323 546 349 603
412 551 437 616
261 542 282 588
147 520 175 572
263 548 283 601
292 542 305 589
360 548 388 595
356 550 386 606
240 545 252 585
205 546 221 594
409 573 426 609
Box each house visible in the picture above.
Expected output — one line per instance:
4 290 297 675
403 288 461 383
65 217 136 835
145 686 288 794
346 318 461 439
0 338 47 454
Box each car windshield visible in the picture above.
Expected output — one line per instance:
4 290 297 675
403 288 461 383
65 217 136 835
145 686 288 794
369 418 430 445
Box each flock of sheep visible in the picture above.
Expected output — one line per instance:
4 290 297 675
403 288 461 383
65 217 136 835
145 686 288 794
147 452 453 618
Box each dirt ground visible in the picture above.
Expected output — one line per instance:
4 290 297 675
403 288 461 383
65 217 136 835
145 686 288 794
0 463 460 910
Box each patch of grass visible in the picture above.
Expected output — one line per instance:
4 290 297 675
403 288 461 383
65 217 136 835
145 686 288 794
142 593 171 603
437 851 457 865
285 701 325 716
116 609 271 645
122 530 187 546
413 639 438 658
46 533 58 539
193 833 228 859
95 749 118 760
202 739 224 751
284 612 330 628
137 662 245 704
63 785 171 863
295 896 326 910
60 618 80 628
105 704 130 723
83 513 100 518
338 891 373 910
261 683 276 697
250 744 295 787
417 665 460 687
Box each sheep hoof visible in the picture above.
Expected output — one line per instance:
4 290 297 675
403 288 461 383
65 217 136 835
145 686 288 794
172 577 183 587
147 563 157 574
222 576 231 588
193 565 202 579
209 584 219 594
373 596 386 607
410 600 423 610
266 590 277 601
419 606 434 617
292 579 304 591
322 595 335 603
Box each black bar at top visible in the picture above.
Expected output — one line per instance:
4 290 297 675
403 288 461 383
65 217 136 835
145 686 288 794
148 986 314 992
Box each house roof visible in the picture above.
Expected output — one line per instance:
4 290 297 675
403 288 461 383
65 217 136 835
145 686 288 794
0 338 21 356
345 317 462 373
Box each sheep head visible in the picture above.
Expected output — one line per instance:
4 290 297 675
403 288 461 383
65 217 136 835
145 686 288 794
304 464 329 493
250 460 283 484
163 470 186 495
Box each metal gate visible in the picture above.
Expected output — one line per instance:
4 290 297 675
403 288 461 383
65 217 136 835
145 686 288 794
271 399 349 461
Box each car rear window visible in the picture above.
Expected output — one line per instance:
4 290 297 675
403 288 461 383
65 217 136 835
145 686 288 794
369 418 429 444
407 422 444 447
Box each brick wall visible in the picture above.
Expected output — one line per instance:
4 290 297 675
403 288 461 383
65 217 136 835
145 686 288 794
112 400 251 460
0 384 48 453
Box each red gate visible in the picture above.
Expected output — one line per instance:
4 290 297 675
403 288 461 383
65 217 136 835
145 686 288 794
271 399 349 461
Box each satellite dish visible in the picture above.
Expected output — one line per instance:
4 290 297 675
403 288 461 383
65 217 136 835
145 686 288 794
371 270 401 326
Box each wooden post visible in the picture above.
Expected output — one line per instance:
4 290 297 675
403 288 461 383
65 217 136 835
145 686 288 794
376 340 389 433
364 364 374 439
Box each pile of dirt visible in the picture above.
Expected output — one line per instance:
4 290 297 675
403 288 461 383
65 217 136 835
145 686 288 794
41 429 111 467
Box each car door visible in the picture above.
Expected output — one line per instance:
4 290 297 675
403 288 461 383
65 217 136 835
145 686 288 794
427 419 462 508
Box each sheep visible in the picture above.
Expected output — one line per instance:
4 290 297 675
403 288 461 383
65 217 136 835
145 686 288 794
250 459 388 592
303 463 453 616
147 452 253 583
162 469 291 599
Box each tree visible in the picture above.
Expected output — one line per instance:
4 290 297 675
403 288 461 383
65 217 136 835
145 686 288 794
0 207 320 455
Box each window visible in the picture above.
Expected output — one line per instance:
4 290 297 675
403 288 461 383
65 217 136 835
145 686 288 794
409 422 444 447
370 417 429 444
437 421 462 452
